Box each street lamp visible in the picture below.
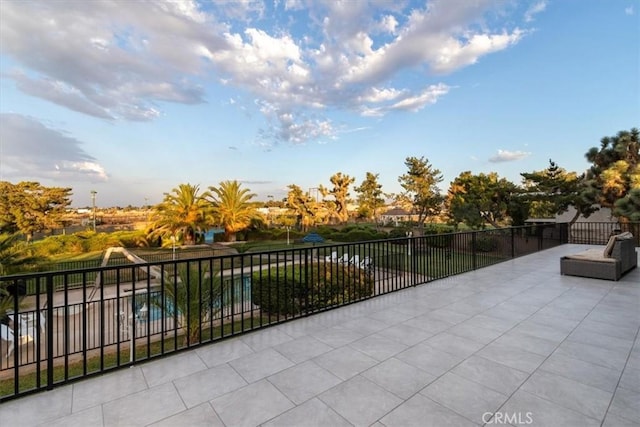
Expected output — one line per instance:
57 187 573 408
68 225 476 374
285 226 291 245
406 231 413 256
90 190 97 232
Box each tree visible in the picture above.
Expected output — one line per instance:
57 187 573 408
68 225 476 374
285 185 320 231
615 188 640 221
150 183 212 246
521 160 596 224
397 156 444 228
354 172 386 222
0 233 42 320
319 172 355 223
209 180 257 242
158 263 222 346
446 171 518 228
0 181 72 241
584 127 640 220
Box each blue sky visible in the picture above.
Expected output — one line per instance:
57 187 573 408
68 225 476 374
0 0 638 207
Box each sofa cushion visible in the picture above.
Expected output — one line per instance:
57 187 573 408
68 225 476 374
603 235 618 258
565 248 617 263
616 231 633 240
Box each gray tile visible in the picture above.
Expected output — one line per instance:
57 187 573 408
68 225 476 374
240 328 294 351
377 323 434 346
367 307 416 324
348 332 408 361
602 411 640 427
319 375 403 427
149 403 225 427
0 386 73 426
420 372 508 424
447 322 503 344
311 325 365 347
273 335 333 363
568 328 634 353
173 363 247 408
72 366 148 412
36 405 103 427
262 398 352 427
608 387 640 424
424 332 484 358
511 320 572 342
477 341 546 373
141 351 207 387
313 345 378 380
196 338 255 367
556 340 629 371
540 352 621 393
620 366 640 393
423 308 472 325
267 360 341 404
340 316 390 335
402 315 453 336
396 342 465 376
211 380 295 427
102 382 186 426
229 348 294 383
499 390 600 427
379 393 476 427
521 370 612 420
493 330 559 356
451 355 529 395
362 357 436 399
577 318 639 340
466 313 518 332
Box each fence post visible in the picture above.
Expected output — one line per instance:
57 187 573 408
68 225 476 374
511 228 515 258
471 232 477 270
304 247 309 316
46 275 54 390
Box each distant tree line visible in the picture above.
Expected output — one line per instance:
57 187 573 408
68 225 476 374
1 127 638 247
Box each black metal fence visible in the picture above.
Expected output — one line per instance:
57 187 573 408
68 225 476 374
0 223 570 401
567 221 640 246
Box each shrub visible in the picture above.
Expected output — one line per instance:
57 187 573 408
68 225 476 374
473 235 499 252
251 262 374 315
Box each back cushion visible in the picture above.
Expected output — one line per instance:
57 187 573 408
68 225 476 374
603 235 617 258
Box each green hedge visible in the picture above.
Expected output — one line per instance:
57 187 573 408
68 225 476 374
251 262 374 315
473 235 499 252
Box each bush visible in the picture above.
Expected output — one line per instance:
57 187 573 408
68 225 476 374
473 235 499 252
251 262 374 315
32 230 149 257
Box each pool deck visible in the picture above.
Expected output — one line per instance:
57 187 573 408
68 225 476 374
1 244 638 427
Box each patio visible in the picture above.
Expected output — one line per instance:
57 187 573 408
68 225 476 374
0 243 638 427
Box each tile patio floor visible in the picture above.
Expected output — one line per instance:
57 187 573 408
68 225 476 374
1 244 638 427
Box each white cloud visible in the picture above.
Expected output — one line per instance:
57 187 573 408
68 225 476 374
625 6 634 15
525 1 547 22
488 149 532 163
0 113 109 182
0 0 538 145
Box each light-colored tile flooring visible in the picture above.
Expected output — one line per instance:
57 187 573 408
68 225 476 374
1 244 638 427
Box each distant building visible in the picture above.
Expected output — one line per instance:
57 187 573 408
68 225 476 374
380 207 418 226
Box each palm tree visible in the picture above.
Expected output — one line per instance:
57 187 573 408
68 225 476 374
158 262 223 346
150 184 213 246
209 180 257 242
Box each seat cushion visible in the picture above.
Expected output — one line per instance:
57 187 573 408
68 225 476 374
565 248 617 263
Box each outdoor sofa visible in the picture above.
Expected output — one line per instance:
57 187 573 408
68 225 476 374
560 232 637 281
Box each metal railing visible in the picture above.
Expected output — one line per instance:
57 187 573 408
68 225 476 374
567 221 640 246
0 223 569 401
